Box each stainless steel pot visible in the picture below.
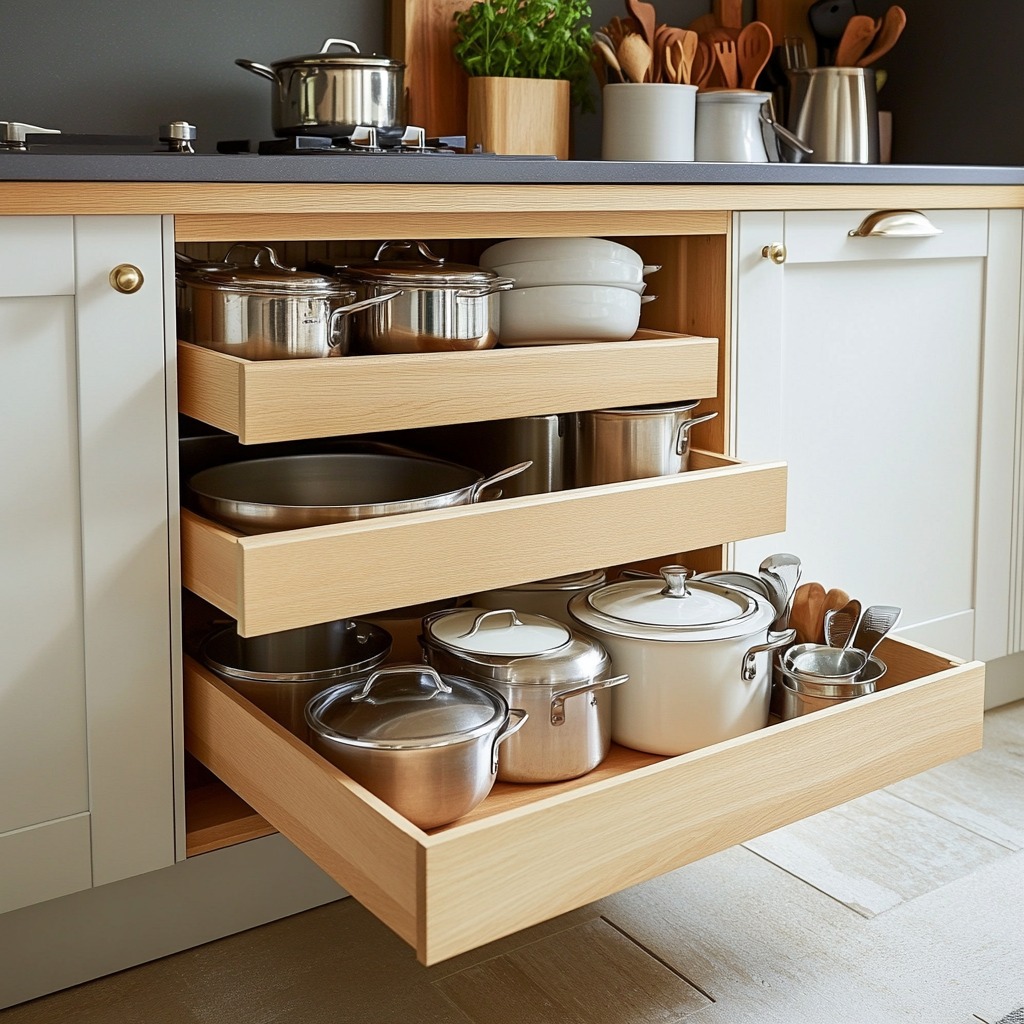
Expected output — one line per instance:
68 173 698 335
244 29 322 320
236 38 405 138
200 618 392 737
187 450 532 533
338 240 514 354
574 401 718 486
304 664 527 828
176 245 400 359
420 607 626 783
569 565 795 755
471 569 607 626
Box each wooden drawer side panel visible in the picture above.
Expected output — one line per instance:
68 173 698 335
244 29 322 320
230 457 787 635
180 510 242 620
184 660 423 945
416 658 985 964
177 335 719 444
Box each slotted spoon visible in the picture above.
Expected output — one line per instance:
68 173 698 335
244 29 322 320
850 604 902 657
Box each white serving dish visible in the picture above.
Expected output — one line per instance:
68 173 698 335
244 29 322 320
488 256 658 293
497 284 653 346
480 237 646 271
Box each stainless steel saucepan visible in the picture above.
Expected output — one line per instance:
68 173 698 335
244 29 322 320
187 449 532 533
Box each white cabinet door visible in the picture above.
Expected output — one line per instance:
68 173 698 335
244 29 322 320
0 216 175 913
732 209 1021 662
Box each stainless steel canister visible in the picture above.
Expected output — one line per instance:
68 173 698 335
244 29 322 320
574 400 718 485
420 607 627 783
785 67 879 165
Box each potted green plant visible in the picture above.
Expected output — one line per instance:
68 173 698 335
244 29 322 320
452 0 594 159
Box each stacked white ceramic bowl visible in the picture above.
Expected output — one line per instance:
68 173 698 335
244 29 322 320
480 238 660 346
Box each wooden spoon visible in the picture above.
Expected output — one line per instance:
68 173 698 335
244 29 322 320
594 38 626 82
618 32 653 83
835 14 878 67
792 581 826 646
737 20 773 89
676 30 699 84
626 0 658 50
691 38 715 89
856 5 906 67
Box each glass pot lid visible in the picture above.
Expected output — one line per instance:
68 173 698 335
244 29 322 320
349 240 502 288
306 665 506 749
426 608 572 658
576 565 775 641
272 38 404 70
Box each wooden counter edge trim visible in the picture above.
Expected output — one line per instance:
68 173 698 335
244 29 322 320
4 182 1024 218
415 657 986 963
184 658 423 945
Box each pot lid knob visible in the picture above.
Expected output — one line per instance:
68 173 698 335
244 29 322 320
659 565 695 599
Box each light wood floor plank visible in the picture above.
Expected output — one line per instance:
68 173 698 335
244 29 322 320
742 788 1016 917
433 918 711 1024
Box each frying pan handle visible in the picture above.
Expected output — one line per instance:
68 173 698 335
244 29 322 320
469 461 533 503
235 59 277 82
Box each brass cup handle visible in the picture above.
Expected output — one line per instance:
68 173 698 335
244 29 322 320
761 243 787 265
109 264 144 294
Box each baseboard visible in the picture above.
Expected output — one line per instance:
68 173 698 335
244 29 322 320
982 650 1024 709
0 835 345 1009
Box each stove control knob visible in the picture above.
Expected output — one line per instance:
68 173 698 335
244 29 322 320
0 121 60 151
109 264 144 294
159 121 196 154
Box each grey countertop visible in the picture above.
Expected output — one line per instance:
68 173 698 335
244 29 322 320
2 153 1024 186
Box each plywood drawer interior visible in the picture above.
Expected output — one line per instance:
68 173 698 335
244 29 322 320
184 637 985 966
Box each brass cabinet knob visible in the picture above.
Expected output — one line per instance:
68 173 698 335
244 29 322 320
109 264 144 294
760 243 787 265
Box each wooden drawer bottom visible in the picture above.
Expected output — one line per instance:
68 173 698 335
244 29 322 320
184 637 984 965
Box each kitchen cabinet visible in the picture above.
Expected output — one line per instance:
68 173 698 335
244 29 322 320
173 203 984 966
0 215 176 914
732 208 1024 663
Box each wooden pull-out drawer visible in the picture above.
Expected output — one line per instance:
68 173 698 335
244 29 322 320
177 332 718 443
184 637 984 966
181 451 787 636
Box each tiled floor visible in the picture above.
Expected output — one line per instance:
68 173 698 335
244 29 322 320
4 702 1023 1024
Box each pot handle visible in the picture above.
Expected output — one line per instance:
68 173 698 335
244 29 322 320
741 629 796 682
320 37 361 54
326 289 404 351
640 294 658 304
491 708 529 774
454 277 516 299
548 674 628 726
235 58 277 82
642 264 662 275
673 411 719 456
350 664 452 702
469 461 533 503
373 239 444 265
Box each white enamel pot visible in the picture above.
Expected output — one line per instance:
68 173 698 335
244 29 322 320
568 565 795 756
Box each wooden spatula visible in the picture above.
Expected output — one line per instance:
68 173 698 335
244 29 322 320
857 4 906 67
835 14 878 67
618 32 653 83
737 20 773 88
626 0 658 50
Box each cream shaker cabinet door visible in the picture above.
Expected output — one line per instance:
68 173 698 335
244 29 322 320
731 209 1018 662
0 216 176 914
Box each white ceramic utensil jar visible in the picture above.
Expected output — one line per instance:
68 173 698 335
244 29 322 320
601 83 698 162
695 89 771 162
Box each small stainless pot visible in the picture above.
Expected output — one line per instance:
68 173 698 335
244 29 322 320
176 245 400 359
187 450 532 533
304 664 527 828
574 401 718 486
420 607 627 783
236 38 405 138
337 240 514 354
200 618 391 737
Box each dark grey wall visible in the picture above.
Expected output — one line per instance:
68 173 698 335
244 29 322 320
0 0 1017 165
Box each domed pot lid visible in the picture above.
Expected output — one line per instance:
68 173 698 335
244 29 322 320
426 607 572 658
571 565 776 642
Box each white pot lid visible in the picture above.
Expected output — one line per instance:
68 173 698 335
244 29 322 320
575 566 774 641
427 607 572 657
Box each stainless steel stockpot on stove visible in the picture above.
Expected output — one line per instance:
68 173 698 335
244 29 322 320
420 607 627 783
304 664 527 829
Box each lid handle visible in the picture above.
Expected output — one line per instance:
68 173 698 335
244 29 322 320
222 243 296 272
350 664 452 703
320 38 361 54
456 608 525 640
373 239 445 265
659 565 695 599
